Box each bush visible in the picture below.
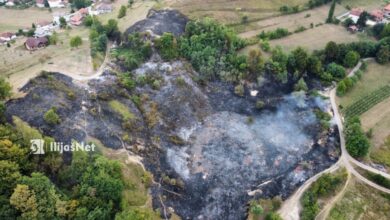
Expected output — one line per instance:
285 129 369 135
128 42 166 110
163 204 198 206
118 5 127 18
154 33 179 60
327 63 346 80
44 108 61 126
343 50 360 68
234 84 245 96
70 36 82 48
294 78 308 91
345 116 370 158
259 28 290 40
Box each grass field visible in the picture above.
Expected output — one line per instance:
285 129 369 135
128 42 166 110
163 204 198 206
336 61 390 170
98 0 155 32
337 61 390 108
327 177 390 220
0 27 92 95
270 24 360 52
166 0 308 26
0 7 68 32
340 0 385 11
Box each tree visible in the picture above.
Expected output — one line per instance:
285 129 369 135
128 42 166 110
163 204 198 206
154 32 179 60
234 84 245 96
70 36 82 48
10 184 38 219
250 203 264 216
72 0 91 9
84 15 94 27
343 50 360 68
336 80 347 96
19 173 59 219
44 108 61 125
326 0 336 23
376 45 390 64
294 78 308 91
48 32 58 45
104 19 119 39
345 117 370 158
118 5 127 18
247 49 264 78
325 41 339 62
44 0 49 8
327 63 346 79
290 47 308 73
265 212 283 220
0 78 12 100
59 17 67 28
0 160 21 195
357 11 369 27
381 24 390 39
307 55 322 77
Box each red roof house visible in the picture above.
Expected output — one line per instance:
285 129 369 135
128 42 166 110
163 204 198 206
0 32 16 41
350 8 363 17
70 13 84 26
370 10 384 22
25 37 48 51
385 4 390 16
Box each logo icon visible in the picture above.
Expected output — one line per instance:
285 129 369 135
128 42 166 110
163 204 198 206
30 139 45 155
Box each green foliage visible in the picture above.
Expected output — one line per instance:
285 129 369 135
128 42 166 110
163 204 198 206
247 49 264 78
357 11 369 27
70 36 82 48
0 160 21 195
343 50 360 68
115 208 157 220
0 78 12 100
234 84 245 96
59 17 67 28
10 184 38 219
44 108 61 126
343 85 390 118
72 0 91 9
301 171 347 220
48 32 58 45
366 173 390 189
345 116 370 158
376 45 390 64
326 0 336 23
259 28 290 40
179 18 246 81
84 15 94 27
154 32 179 60
327 62 346 80
294 78 308 91
118 6 127 19
111 33 152 71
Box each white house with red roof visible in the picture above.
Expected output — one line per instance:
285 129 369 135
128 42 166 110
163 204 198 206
384 4 390 17
48 0 65 8
36 0 45 8
0 32 16 41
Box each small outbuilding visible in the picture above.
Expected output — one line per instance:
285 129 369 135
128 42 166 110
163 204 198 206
25 37 48 51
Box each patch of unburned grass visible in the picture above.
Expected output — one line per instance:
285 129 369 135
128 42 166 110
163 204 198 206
109 100 135 120
12 116 42 140
327 177 390 220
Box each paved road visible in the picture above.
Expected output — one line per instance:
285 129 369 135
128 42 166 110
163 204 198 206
279 58 390 220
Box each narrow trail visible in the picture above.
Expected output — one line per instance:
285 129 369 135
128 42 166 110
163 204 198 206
279 58 390 220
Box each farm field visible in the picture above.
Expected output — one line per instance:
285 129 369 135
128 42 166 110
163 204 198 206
238 3 347 38
0 27 92 96
269 24 360 52
327 177 390 220
166 0 308 27
337 61 390 108
98 0 155 32
340 0 385 11
0 7 67 32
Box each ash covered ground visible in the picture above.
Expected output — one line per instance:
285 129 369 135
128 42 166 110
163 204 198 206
5 10 340 220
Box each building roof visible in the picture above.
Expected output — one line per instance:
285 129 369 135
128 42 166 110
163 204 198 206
385 4 390 11
350 8 363 17
71 13 83 22
25 37 48 49
78 8 88 15
0 32 14 38
371 10 384 20
36 0 44 4
348 25 358 31
96 3 113 11
37 20 52 27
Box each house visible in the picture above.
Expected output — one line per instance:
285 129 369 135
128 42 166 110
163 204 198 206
0 32 16 41
36 20 52 28
93 3 113 14
385 4 390 17
5 0 15 6
70 13 84 26
25 37 48 51
48 0 64 8
349 8 363 23
348 25 359 33
78 8 89 16
0 39 6 45
34 21 56 37
36 0 45 8
370 10 384 22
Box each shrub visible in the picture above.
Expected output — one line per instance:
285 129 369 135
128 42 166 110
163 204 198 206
44 108 61 126
118 5 127 18
234 84 245 96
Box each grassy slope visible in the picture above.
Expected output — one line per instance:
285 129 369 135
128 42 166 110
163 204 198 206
327 178 390 220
